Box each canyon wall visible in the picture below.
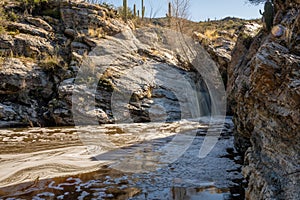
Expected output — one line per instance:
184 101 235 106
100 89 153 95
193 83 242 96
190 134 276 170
0 0 208 127
228 0 300 199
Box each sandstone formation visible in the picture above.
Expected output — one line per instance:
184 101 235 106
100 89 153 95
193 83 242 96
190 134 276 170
228 0 300 199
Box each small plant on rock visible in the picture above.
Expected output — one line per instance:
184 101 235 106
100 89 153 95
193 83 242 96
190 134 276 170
7 11 19 22
39 54 65 71
0 4 6 33
18 0 48 15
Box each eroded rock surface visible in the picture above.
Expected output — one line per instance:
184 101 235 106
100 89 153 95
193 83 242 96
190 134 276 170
193 22 261 89
228 0 300 199
0 1 212 127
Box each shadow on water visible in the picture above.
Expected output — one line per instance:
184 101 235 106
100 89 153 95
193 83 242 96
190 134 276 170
0 119 245 200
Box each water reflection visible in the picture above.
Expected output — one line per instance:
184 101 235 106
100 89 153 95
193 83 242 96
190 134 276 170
0 167 140 199
172 187 231 200
0 117 244 199
0 172 241 200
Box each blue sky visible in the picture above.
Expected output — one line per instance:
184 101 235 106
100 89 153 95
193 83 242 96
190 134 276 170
104 0 264 21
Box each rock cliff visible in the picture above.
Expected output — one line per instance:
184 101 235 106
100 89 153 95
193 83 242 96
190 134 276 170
0 0 210 127
0 0 121 127
228 0 300 199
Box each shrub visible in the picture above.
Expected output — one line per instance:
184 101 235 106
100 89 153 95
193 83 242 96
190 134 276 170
0 56 5 69
101 2 115 10
39 55 65 71
7 11 19 22
204 29 219 40
0 4 6 33
85 0 104 4
88 27 105 38
241 32 254 49
117 6 134 20
0 25 5 34
17 0 48 14
7 29 20 36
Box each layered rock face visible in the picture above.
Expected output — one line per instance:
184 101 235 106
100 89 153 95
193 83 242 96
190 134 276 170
228 0 300 199
0 0 210 127
0 0 121 127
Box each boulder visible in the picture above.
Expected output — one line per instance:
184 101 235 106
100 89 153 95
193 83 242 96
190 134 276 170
71 41 90 55
26 17 53 32
64 28 77 38
83 36 98 47
0 103 17 121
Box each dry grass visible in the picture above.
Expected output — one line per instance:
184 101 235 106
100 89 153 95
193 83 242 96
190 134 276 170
204 29 219 40
152 17 261 38
0 56 4 70
39 54 65 70
0 25 5 34
0 2 6 34
7 29 20 36
88 27 105 38
18 55 35 63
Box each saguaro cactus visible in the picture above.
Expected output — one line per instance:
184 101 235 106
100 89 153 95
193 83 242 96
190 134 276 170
133 4 137 18
123 0 127 22
168 2 172 17
264 0 274 32
168 2 172 27
141 0 145 20
260 0 274 32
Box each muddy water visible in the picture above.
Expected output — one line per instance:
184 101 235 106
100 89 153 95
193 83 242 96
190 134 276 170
0 117 244 200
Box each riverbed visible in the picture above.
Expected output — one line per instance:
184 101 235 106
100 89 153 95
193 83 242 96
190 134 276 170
0 117 244 199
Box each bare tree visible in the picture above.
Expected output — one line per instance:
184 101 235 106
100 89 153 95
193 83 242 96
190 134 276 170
148 0 162 20
169 0 190 34
85 0 105 4
247 0 268 5
171 0 190 19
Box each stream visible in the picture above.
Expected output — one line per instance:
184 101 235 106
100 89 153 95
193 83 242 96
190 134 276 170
0 117 245 200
